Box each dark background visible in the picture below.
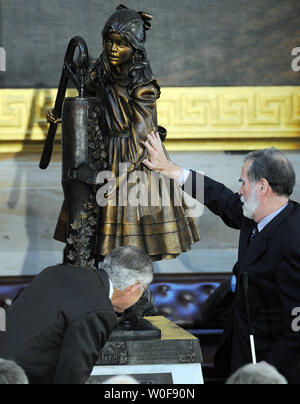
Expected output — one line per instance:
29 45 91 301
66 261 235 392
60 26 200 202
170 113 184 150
0 0 300 88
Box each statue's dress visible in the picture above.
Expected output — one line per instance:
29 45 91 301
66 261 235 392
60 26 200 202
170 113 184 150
55 73 200 261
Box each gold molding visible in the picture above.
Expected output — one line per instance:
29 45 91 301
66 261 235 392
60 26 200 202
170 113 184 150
0 87 300 153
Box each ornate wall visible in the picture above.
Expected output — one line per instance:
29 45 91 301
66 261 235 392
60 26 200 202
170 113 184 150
0 87 300 154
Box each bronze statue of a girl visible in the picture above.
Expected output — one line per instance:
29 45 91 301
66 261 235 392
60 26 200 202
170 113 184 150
46 5 200 266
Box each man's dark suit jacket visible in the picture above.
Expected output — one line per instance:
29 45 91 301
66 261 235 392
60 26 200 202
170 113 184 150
0 265 118 384
184 172 300 383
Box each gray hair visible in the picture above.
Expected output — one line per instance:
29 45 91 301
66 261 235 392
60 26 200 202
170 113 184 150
244 148 296 197
0 359 28 384
102 246 154 290
226 362 288 384
102 375 140 384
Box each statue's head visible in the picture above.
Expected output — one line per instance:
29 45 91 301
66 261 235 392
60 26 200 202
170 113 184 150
101 5 153 77
102 4 152 54
95 5 157 93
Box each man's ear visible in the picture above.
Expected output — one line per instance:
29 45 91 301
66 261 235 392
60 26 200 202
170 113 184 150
259 178 269 194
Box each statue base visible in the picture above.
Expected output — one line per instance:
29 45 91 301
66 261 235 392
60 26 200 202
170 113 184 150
87 316 204 384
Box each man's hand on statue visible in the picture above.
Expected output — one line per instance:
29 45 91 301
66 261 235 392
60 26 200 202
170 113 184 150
46 109 61 124
143 132 183 181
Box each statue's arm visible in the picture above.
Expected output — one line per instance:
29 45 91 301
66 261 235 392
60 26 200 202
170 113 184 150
46 65 98 125
83 65 98 97
127 81 160 174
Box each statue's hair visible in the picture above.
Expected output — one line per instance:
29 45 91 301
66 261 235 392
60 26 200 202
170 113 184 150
94 7 158 95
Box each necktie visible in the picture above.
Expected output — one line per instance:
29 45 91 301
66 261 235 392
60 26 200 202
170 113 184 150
249 226 258 244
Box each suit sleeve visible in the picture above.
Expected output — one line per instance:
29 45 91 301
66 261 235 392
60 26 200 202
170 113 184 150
183 171 243 229
267 243 300 380
53 311 117 384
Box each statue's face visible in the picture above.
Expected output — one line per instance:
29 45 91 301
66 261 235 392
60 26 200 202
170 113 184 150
104 33 134 69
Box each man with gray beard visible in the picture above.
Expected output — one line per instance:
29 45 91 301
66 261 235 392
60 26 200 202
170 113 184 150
143 132 300 384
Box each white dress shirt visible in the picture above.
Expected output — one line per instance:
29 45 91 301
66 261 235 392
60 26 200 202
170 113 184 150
109 279 114 300
178 168 191 186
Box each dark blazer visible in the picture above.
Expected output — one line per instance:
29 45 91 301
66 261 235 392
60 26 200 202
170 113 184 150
0 265 118 384
184 171 300 383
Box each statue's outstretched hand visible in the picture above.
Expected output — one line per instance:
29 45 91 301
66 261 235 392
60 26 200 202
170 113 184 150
143 131 183 181
46 109 61 124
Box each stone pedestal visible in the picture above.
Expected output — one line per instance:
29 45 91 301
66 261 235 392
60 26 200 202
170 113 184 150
87 316 204 384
